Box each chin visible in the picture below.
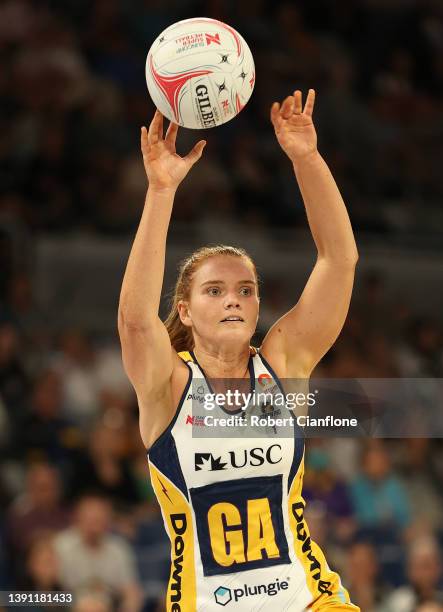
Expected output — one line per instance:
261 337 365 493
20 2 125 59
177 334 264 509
217 327 252 344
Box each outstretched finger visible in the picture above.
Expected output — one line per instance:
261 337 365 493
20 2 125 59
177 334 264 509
303 89 316 117
157 110 164 140
270 102 281 127
148 109 162 144
184 140 206 167
281 95 294 119
293 90 302 114
141 126 149 152
165 121 179 145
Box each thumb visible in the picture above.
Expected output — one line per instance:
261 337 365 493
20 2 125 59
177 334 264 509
185 140 206 167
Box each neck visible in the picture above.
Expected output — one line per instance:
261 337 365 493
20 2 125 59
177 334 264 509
193 343 250 378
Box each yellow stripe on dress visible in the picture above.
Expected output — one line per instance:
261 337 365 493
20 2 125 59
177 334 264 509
149 462 197 612
287 456 359 610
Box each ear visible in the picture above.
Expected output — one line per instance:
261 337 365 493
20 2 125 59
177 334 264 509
177 300 192 327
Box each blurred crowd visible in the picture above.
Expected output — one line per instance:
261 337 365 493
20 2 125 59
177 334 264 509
1 0 443 238
1 0 443 611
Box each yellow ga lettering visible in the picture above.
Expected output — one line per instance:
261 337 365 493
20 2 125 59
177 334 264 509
207 498 280 567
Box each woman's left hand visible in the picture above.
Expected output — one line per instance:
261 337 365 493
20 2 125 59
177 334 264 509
270 89 317 163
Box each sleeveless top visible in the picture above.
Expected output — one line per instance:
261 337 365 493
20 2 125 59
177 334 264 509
148 349 356 611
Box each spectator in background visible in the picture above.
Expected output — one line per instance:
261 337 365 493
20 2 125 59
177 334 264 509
0 396 11 457
52 329 100 427
343 540 386 612
349 441 411 534
364 332 400 377
353 271 389 336
129 445 161 515
68 423 139 509
73 592 112 612
416 604 443 612
93 343 133 400
5 462 70 582
0 523 8 589
397 439 443 533
12 369 82 466
21 534 63 592
0 322 28 422
303 443 356 545
51 329 134 428
396 317 443 377
3 273 49 363
54 495 142 612
382 536 443 611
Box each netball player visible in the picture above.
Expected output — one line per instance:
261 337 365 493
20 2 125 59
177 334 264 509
118 90 360 610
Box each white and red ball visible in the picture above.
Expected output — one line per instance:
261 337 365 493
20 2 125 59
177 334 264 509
146 17 255 129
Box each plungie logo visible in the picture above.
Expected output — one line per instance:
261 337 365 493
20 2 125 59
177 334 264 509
214 578 289 605
214 586 232 606
169 513 187 610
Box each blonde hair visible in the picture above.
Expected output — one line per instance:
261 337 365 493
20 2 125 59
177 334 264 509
164 245 257 352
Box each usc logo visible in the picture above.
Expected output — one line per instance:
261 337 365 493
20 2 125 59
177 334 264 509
208 498 280 567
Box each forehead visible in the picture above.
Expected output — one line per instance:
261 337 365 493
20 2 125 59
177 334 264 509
193 255 256 284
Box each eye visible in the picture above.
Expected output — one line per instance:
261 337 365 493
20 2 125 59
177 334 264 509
240 286 252 296
207 287 221 296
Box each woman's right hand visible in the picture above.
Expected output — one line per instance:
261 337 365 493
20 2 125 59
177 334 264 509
141 110 206 192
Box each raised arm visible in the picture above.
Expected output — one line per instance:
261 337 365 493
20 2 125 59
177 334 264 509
261 90 358 378
118 111 205 445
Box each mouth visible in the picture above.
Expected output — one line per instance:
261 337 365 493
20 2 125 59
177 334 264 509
220 316 244 323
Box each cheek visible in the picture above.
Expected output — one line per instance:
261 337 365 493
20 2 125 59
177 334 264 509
248 297 260 318
189 296 217 321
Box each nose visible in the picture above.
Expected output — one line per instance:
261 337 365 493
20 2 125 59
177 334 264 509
224 293 240 309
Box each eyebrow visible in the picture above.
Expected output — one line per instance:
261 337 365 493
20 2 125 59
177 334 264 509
200 280 256 287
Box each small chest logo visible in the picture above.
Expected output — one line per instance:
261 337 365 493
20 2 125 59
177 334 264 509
195 453 227 471
194 445 282 471
186 414 206 427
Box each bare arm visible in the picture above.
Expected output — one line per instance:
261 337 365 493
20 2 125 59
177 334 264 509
118 111 205 444
262 90 358 377
118 185 175 403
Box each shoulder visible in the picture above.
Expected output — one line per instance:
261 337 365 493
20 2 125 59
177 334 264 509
138 349 190 449
171 350 193 399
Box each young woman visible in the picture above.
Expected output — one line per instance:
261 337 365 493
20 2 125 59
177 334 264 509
118 90 360 611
